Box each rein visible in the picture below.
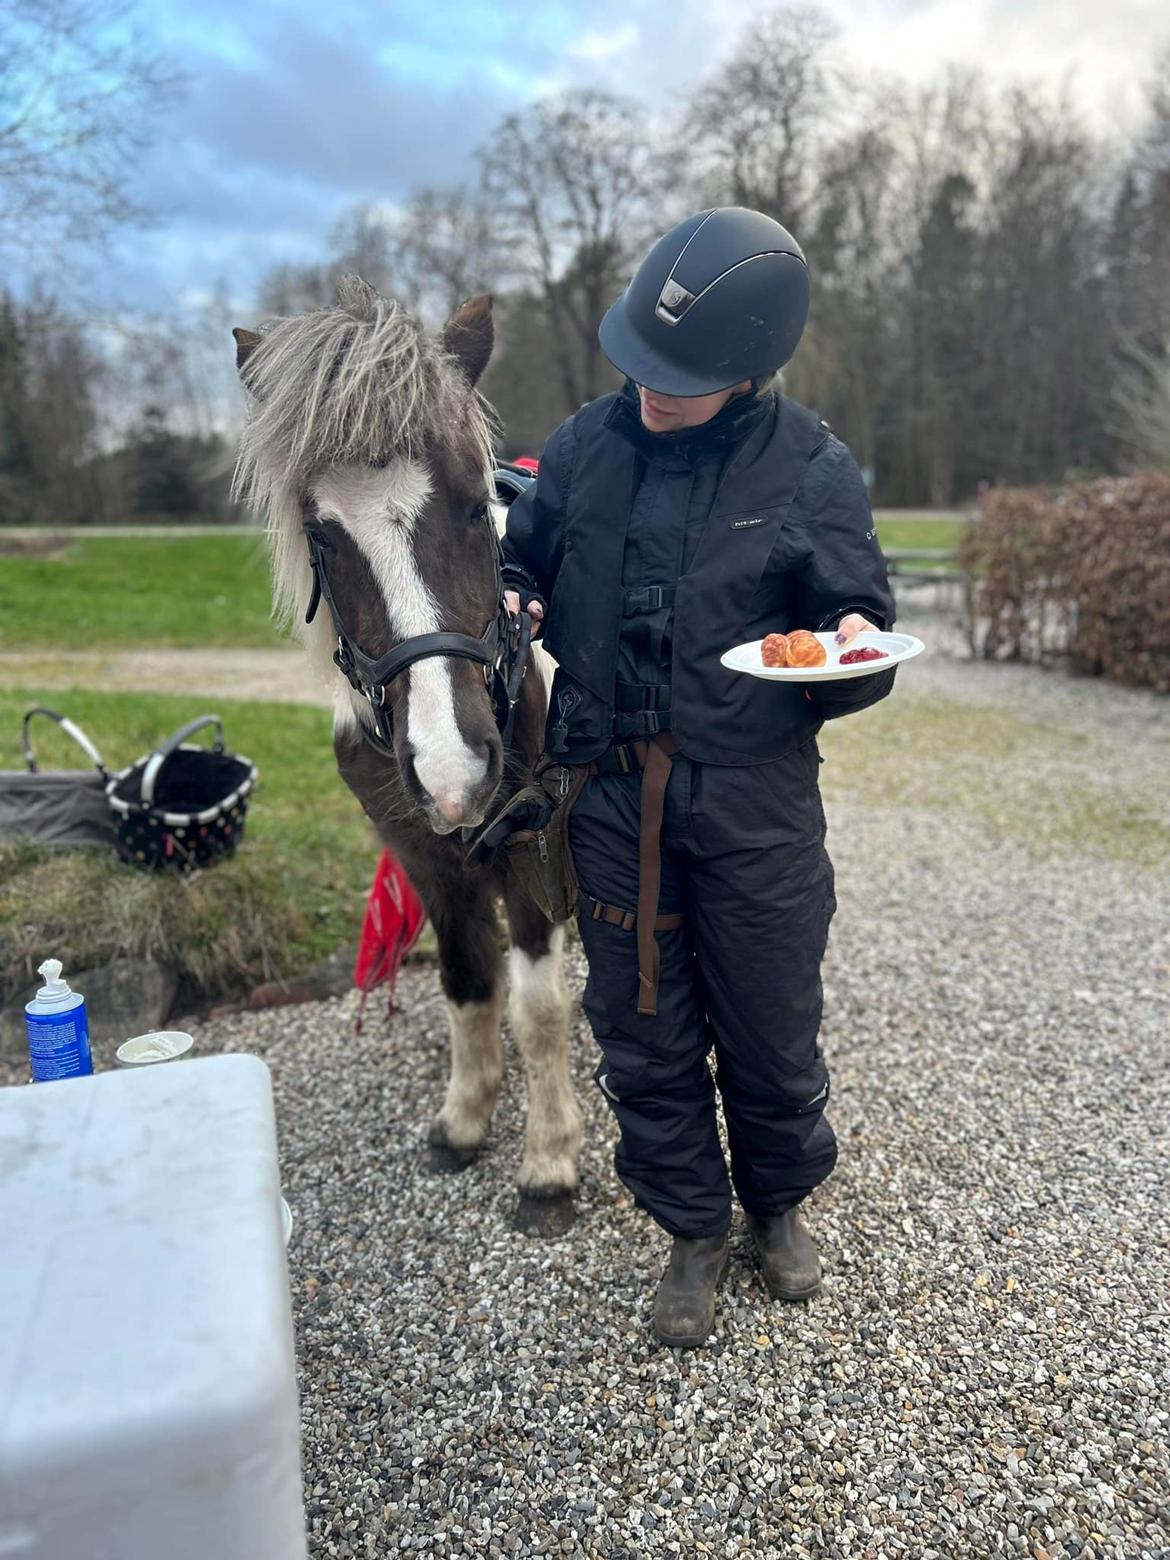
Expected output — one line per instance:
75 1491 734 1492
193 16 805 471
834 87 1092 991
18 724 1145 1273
301 477 533 758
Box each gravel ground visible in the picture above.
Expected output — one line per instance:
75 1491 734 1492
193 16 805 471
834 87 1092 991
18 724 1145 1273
0 647 328 704
5 612 1168 1558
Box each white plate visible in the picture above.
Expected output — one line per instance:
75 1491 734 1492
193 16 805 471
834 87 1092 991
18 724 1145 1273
721 630 925 682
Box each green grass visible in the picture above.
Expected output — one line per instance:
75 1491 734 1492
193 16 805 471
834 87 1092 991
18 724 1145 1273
0 527 971 654
0 536 284 650
872 508 967 524
0 688 374 1006
873 517 966 552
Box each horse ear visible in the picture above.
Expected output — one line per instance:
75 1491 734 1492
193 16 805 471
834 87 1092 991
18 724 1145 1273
440 294 494 387
232 327 263 371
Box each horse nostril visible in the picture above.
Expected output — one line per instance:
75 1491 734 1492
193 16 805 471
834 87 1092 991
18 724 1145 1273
432 790 465 824
479 737 503 783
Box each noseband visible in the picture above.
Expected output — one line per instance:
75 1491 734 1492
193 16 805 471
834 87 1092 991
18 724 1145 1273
301 469 534 757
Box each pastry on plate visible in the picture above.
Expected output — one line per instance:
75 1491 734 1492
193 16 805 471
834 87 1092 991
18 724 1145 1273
784 629 827 669
761 633 789 668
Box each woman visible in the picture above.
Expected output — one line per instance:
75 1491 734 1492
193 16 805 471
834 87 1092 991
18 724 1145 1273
502 207 896 1348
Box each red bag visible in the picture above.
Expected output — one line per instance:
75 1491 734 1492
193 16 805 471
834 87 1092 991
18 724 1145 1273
353 848 426 1031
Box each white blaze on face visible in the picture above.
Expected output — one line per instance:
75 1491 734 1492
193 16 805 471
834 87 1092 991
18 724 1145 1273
310 462 487 820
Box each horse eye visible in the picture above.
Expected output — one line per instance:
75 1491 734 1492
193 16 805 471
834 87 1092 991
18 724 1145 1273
470 501 491 525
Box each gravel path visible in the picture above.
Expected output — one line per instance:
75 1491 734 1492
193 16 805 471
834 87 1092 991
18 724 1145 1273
4 613 1167 1558
0 647 330 705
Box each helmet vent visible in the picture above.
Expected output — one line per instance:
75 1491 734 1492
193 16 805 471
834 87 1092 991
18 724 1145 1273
655 279 696 326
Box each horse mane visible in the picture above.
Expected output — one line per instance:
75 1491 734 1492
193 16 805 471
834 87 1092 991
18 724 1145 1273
232 275 496 680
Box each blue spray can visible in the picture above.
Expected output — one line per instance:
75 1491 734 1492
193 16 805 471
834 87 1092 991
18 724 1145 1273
25 958 93 1082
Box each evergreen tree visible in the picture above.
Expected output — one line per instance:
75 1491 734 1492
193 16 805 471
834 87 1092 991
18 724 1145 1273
0 293 33 522
134 404 198 516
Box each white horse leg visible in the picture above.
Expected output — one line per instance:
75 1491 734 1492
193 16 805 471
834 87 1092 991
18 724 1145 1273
425 881 506 1173
430 981 506 1165
507 924 582 1234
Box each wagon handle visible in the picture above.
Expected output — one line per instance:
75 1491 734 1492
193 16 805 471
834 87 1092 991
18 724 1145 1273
22 706 111 782
140 714 225 807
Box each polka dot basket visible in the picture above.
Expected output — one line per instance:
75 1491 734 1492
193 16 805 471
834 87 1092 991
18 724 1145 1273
106 714 258 874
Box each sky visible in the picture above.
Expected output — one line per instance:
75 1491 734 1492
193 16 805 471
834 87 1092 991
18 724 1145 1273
53 0 1170 317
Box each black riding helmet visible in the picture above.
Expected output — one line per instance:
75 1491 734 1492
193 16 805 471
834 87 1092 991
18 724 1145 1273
598 207 810 397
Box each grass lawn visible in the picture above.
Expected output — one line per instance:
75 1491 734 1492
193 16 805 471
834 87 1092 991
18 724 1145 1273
2 527 969 653
0 536 283 651
872 516 966 552
0 688 374 1007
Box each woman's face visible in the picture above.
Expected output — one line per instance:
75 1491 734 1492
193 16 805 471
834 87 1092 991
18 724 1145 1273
637 380 752 434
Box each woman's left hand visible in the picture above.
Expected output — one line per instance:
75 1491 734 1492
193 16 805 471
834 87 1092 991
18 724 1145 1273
834 613 881 646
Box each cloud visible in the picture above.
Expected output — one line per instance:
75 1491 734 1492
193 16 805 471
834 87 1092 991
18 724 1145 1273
567 21 640 62
61 0 1168 315
104 6 547 309
170 19 515 197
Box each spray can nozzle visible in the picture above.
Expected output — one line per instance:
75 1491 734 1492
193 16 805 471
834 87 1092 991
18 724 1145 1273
36 959 71 999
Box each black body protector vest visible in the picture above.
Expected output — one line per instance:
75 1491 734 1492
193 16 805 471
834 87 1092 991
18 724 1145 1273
503 386 895 768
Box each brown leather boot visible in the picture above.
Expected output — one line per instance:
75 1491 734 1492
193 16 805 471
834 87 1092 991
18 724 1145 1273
745 1209 822 1300
652 1234 731 1348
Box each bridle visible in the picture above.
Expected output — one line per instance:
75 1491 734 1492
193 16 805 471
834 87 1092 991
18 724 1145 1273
301 467 534 758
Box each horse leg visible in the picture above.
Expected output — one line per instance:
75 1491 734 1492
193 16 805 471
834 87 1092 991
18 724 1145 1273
503 880 582 1237
426 877 506 1174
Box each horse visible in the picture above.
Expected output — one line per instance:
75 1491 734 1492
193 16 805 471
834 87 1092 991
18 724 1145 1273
231 277 582 1238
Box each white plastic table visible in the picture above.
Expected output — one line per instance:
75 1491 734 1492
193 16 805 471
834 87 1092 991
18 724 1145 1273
0 1053 307 1560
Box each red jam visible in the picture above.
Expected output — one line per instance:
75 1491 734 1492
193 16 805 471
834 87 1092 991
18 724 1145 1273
839 646 889 664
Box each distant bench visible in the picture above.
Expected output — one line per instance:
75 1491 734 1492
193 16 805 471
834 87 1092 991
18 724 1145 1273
882 546 963 586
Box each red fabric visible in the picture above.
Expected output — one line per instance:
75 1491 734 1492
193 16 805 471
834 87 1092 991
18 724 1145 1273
512 456 539 472
353 848 426 1031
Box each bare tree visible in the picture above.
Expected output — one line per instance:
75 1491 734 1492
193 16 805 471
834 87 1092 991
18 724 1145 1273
254 194 499 328
256 260 332 317
382 185 501 326
480 89 664 412
972 83 1110 485
0 288 104 522
868 69 992 502
1111 340 1170 469
797 112 901 479
0 0 180 250
327 204 396 297
1105 48 1170 469
681 4 845 236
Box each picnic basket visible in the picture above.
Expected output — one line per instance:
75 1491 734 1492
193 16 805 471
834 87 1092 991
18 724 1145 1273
0 707 118 849
105 715 258 873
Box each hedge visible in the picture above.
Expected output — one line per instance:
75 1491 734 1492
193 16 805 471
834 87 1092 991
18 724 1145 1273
959 471 1170 693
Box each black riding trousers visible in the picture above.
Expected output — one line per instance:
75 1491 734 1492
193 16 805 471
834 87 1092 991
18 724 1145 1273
569 738 839 1240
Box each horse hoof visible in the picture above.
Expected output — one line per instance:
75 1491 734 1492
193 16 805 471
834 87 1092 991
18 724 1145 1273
425 1125 481 1175
512 1187 577 1238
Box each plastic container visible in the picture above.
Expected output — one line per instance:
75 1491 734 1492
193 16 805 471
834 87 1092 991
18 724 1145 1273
115 1031 194 1067
24 958 93 1082
0 1053 307 1559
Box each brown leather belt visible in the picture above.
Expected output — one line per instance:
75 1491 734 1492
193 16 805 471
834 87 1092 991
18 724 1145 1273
589 731 680 1016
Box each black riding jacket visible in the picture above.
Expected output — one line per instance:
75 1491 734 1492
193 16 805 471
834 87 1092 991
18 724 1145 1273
502 382 897 766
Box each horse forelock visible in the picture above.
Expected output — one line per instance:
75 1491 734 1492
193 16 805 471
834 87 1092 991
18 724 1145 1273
232 281 496 687
235 284 493 479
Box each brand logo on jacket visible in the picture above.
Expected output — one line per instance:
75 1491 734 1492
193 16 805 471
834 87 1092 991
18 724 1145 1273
730 516 766 529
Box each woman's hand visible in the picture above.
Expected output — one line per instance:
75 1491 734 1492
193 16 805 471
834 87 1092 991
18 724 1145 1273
504 589 545 636
833 613 880 647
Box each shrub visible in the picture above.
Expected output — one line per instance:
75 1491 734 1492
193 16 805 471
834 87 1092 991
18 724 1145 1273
960 471 1170 693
